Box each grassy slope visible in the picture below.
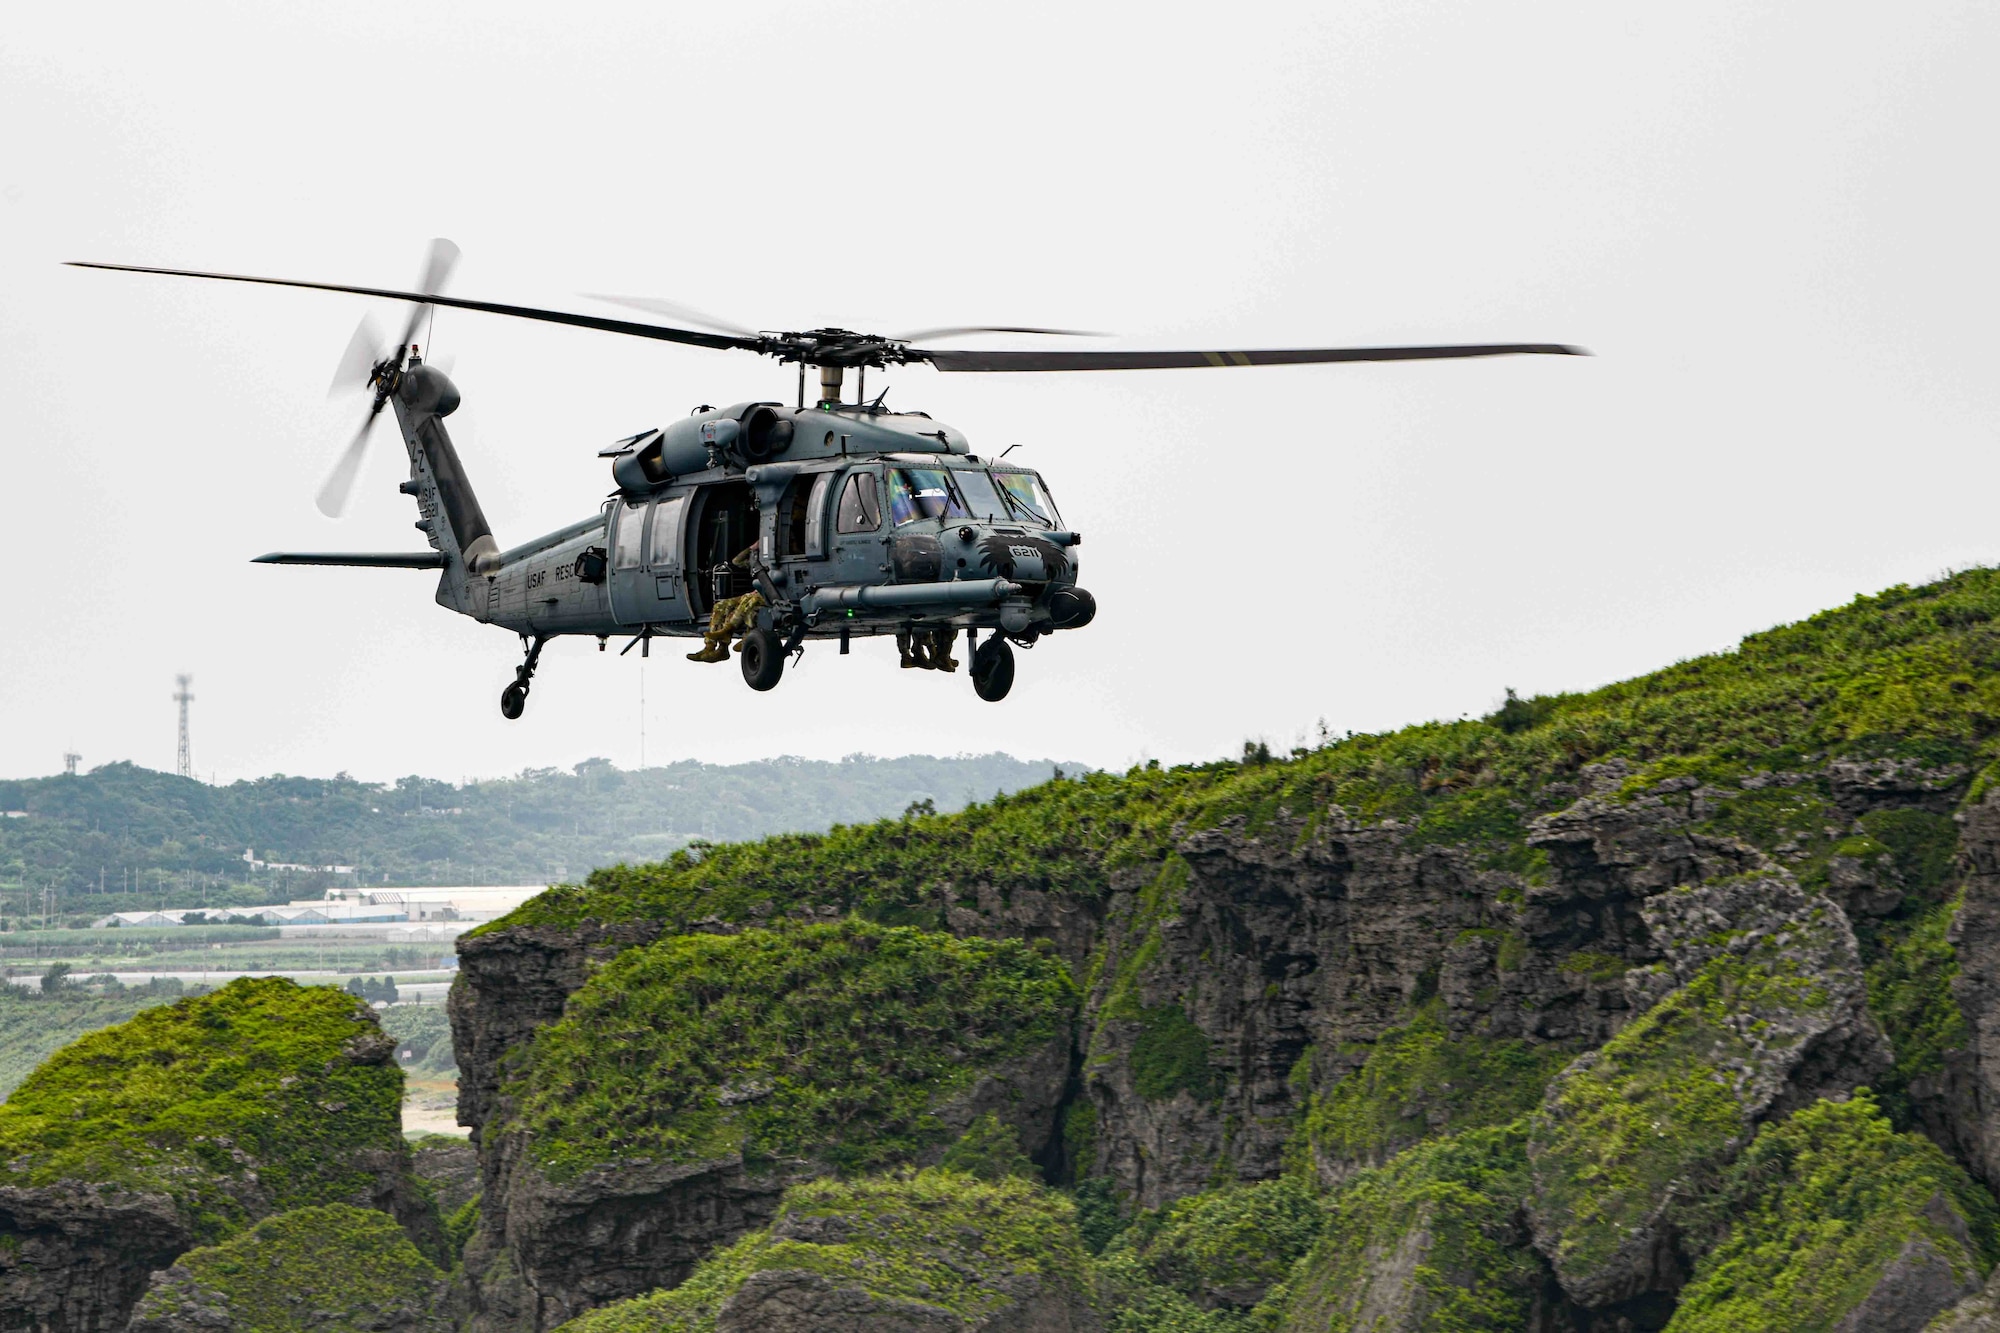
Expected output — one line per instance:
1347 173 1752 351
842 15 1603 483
0 977 403 1242
512 920 1078 1179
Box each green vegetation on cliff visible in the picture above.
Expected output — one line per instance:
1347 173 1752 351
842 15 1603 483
556 1168 1095 1333
127 1204 446 1333
494 572 2000 941
1304 999 1572 1171
512 921 1077 1178
1529 923 1837 1281
1667 1093 1997 1333
0 977 403 1241
1283 1122 1541 1333
1109 1175 1325 1313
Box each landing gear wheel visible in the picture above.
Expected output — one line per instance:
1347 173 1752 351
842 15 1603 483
500 635 545 720
740 627 784 691
971 637 1015 702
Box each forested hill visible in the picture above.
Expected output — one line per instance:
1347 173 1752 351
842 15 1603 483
0 753 1076 920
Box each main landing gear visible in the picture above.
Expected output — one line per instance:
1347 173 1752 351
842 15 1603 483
500 635 545 720
971 633 1014 703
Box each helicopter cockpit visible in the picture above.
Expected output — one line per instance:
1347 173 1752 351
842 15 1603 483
885 464 1062 529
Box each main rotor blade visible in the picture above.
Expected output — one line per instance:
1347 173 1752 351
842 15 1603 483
396 237 462 352
584 293 759 338
917 343 1589 372
892 324 1109 342
329 314 385 397
317 411 379 518
66 261 760 354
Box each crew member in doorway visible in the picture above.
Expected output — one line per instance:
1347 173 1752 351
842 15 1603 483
687 545 766 664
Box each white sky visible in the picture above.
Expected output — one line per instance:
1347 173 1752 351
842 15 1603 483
2 2 1997 785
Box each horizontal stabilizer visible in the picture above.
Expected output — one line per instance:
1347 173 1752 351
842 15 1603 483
252 552 445 568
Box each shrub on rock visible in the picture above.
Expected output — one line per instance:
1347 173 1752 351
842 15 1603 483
126 1203 448 1333
554 1168 1097 1332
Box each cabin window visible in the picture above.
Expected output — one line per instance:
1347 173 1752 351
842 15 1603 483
613 502 646 569
995 471 1059 527
888 467 967 526
647 496 684 569
835 471 881 534
804 472 833 558
953 469 1008 521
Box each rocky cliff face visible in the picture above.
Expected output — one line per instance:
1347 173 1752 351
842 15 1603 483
441 572 2000 1331
0 980 440 1333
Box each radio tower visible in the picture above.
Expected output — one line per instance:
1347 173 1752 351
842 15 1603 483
174 674 194 780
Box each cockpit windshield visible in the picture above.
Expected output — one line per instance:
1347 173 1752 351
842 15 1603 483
888 468 968 526
994 471 1060 527
952 468 1010 521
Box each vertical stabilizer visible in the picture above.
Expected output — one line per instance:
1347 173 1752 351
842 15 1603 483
390 360 497 620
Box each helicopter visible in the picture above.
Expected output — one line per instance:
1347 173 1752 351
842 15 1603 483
69 241 1583 717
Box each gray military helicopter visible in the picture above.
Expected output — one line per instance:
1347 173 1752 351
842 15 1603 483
70 241 1582 717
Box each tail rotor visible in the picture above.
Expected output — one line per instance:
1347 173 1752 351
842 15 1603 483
316 238 460 517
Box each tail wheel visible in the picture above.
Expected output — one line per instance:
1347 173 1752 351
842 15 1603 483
971 637 1015 703
500 682 527 720
740 628 784 691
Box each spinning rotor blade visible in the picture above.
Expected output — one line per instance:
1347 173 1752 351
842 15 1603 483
65 261 759 353
915 342 1589 372
396 238 461 351
316 410 380 518
892 325 1108 342
329 313 386 397
583 293 759 338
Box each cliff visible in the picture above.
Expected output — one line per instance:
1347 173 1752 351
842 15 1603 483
441 570 2000 1332
0 978 438 1333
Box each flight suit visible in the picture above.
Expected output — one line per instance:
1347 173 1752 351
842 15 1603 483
687 545 767 663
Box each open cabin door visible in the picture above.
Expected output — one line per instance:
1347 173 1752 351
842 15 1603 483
608 495 691 626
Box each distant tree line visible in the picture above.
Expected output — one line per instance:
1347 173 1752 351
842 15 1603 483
0 753 1078 927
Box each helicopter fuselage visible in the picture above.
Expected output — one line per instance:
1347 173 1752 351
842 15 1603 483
444 395 1092 654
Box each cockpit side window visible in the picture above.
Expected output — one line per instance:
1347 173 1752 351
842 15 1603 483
953 469 1008 521
888 468 968 526
835 471 882 534
994 471 1060 527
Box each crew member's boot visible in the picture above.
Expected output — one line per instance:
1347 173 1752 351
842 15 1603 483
687 637 730 663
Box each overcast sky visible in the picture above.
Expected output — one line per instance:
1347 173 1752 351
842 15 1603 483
3 3 1996 785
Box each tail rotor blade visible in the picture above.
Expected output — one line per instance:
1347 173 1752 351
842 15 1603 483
329 314 386 397
316 410 379 518
397 237 462 351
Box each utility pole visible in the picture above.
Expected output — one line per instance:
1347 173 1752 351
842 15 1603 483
174 675 194 780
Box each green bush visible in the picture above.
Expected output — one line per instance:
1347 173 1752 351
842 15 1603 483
511 921 1078 1179
0 977 404 1243
1667 1092 1998 1333
127 1204 444 1333
555 1168 1093 1333
941 1112 1037 1182
1111 1175 1325 1308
